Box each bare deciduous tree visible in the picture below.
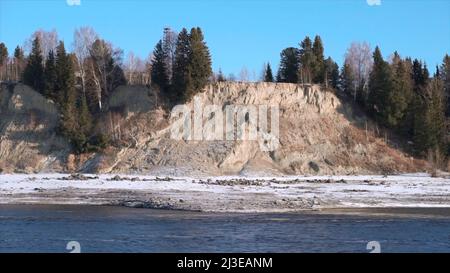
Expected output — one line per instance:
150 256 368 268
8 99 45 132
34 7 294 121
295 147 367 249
73 26 98 95
344 42 373 101
25 29 58 62
239 66 249 82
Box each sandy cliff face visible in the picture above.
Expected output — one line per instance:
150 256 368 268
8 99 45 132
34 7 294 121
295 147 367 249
0 82 424 175
0 84 69 173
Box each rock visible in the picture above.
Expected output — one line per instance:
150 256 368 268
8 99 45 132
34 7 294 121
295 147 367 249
308 161 320 172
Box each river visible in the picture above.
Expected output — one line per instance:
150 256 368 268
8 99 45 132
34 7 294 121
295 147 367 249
0 205 449 252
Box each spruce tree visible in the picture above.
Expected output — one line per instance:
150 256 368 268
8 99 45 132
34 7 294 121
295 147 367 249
55 41 80 150
367 46 394 124
78 92 93 138
0 43 7 81
0 43 7 66
312 35 325 83
387 56 413 128
277 47 299 83
440 54 450 117
217 68 226 82
185 27 212 101
429 75 446 155
22 36 44 92
151 40 169 92
298 36 315 84
340 62 355 97
43 50 57 101
13 46 25 81
264 63 274 82
172 28 192 103
324 57 339 89
410 60 434 155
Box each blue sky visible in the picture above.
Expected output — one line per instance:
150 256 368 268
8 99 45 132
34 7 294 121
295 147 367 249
0 0 449 79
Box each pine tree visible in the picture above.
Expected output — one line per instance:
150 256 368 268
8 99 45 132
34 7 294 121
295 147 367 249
276 47 299 83
312 35 325 83
43 50 57 101
151 40 169 92
185 27 212 101
264 63 274 82
22 36 44 92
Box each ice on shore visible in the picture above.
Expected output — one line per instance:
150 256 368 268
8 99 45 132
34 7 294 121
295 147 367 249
0 173 449 212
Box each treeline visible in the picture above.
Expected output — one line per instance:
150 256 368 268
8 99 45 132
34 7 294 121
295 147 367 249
0 26 212 153
0 30 448 163
150 27 212 103
272 36 449 162
274 35 339 88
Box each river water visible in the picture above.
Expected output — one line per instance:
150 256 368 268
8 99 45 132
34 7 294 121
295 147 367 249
0 205 449 253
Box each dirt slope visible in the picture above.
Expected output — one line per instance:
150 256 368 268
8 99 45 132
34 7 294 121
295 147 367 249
0 82 425 175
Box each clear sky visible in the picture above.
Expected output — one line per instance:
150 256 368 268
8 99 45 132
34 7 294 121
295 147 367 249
1 0 449 80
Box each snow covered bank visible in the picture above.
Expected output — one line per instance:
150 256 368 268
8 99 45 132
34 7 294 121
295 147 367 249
0 173 449 212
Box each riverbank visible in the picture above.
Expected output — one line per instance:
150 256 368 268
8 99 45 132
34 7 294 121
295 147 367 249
0 173 449 213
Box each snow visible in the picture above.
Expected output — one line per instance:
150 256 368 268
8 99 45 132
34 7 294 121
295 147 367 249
0 173 449 211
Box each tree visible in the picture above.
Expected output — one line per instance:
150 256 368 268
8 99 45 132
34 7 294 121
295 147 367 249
151 40 169 92
172 28 191 103
385 54 413 128
58 44 79 147
27 29 58 62
367 46 394 124
0 43 8 81
264 63 274 82
162 27 178 84
124 52 146 85
73 26 98 96
185 27 212 101
172 27 212 102
78 92 93 139
217 68 226 82
429 75 446 155
12 46 25 81
88 39 125 110
43 50 57 101
22 36 44 92
340 62 355 97
344 42 373 103
298 36 315 84
312 35 325 83
324 57 339 89
440 54 450 117
277 47 299 83
239 66 249 82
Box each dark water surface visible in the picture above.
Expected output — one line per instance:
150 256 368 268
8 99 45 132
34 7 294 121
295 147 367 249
0 205 449 253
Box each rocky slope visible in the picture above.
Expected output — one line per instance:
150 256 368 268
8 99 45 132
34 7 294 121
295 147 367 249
0 82 426 175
